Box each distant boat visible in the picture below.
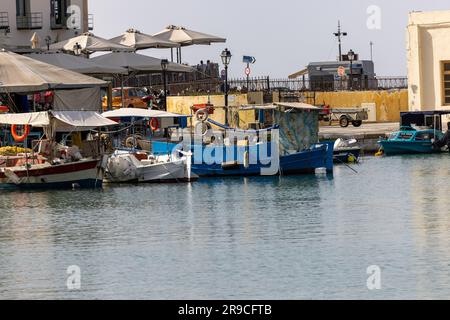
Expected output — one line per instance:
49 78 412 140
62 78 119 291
333 138 361 163
378 111 450 156
379 126 444 155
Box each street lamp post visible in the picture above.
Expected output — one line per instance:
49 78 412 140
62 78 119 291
161 59 169 111
347 49 355 91
220 48 232 126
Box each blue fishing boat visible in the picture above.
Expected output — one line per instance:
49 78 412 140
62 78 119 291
152 102 334 177
153 139 333 177
379 111 450 155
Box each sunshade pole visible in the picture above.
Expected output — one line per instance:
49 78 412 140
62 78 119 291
179 47 182 64
121 74 125 109
171 48 174 62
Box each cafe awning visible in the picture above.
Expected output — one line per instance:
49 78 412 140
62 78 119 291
0 50 107 93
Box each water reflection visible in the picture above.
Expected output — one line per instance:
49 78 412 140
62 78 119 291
1 156 450 299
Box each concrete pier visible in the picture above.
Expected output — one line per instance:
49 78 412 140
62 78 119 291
319 122 399 152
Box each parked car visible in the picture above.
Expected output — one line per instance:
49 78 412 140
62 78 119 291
103 87 149 110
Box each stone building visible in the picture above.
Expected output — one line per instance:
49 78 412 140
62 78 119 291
0 0 92 52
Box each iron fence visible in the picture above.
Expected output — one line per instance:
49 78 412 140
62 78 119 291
228 76 408 92
114 75 408 96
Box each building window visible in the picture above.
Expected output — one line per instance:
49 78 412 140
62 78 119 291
50 0 70 28
443 62 450 106
16 0 30 17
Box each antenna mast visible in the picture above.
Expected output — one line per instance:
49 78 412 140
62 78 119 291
333 21 348 61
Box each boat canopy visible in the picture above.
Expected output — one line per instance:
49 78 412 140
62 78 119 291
400 110 450 131
102 108 188 119
0 111 117 130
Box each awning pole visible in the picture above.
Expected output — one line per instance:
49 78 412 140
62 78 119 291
121 74 125 109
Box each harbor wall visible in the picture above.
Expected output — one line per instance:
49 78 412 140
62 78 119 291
167 89 409 125
313 89 409 122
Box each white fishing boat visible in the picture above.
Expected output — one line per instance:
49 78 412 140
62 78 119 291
104 149 196 183
101 108 197 183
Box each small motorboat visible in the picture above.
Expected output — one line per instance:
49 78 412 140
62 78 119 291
378 111 450 156
333 138 361 163
379 126 444 155
104 149 197 183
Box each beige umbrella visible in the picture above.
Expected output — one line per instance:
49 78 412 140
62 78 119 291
30 32 40 49
153 25 226 63
25 52 128 75
110 28 180 50
0 49 106 93
89 51 194 73
48 32 132 54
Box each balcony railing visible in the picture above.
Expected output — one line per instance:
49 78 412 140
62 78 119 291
17 12 43 30
88 14 94 30
0 12 9 30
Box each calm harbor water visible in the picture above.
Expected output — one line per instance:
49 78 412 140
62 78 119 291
1 154 450 300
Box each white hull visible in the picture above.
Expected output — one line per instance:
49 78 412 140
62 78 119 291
105 152 196 183
0 159 102 189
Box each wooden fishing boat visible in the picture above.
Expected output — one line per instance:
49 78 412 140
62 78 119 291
0 111 116 189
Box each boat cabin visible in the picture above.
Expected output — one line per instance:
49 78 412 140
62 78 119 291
400 111 450 131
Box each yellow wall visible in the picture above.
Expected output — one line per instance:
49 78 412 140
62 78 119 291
315 90 409 122
168 90 409 124
167 94 255 128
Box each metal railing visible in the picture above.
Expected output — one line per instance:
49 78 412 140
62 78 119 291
0 12 9 30
228 76 408 92
115 75 408 96
16 12 43 30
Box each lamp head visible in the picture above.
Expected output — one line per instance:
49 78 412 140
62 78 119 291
221 48 232 66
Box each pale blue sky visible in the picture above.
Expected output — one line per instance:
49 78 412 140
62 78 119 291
89 0 449 78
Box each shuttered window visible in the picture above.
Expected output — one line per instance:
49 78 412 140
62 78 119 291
443 62 450 105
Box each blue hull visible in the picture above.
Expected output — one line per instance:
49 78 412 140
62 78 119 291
153 141 334 177
0 179 102 190
379 141 438 155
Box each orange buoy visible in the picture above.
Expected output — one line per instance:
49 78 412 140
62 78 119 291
11 124 30 142
149 118 159 131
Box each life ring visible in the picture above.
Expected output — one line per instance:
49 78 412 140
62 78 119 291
195 122 211 136
150 118 160 131
125 136 138 149
11 124 30 142
195 109 209 122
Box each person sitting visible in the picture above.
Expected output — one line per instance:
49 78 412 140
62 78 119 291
433 122 450 151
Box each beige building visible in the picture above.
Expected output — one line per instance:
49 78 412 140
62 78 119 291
407 10 450 112
0 0 91 52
